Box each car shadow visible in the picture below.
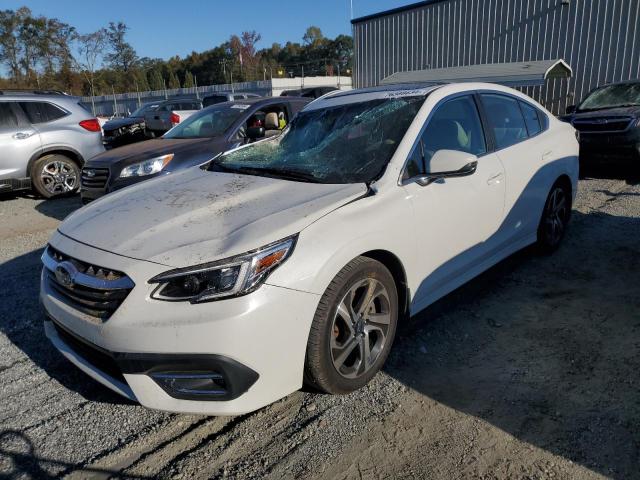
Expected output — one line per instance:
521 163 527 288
580 163 640 185
0 248 131 406
0 430 152 479
33 195 83 222
384 207 640 479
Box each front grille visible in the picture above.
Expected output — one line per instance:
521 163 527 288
44 246 133 320
81 167 109 189
51 320 126 384
573 116 633 133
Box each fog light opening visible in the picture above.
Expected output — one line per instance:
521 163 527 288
151 372 228 396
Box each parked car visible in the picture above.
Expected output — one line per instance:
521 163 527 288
0 90 104 197
102 102 161 148
561 80 640 170
203 92 260 107
80 97 310 202
280 86 338 98
144 98 203 137
41 82 578 415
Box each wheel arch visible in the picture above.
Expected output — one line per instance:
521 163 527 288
555 173 573 201
360 249 410 322
27 147 84 177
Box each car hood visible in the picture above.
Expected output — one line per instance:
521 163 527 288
103 117 142 131
84 138 224 170
59 167 367 267
572 105 640 119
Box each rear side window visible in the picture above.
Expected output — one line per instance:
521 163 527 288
19 101 67 124
520 101 542 136
481 94 528 149
0 102 18 128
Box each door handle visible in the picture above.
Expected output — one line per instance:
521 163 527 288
542 150 554 160
13 132 33 140
487 172 504 185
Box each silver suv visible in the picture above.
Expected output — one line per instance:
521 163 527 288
0 90 105 198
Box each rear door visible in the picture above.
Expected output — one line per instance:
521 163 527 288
478 93 546 244
0 101 42 183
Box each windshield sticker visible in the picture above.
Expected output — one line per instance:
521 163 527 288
384 88 434 98
231 104 250 110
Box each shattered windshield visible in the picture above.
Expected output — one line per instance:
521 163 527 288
211 96 426 183
164 104 246 139
578 83 640 111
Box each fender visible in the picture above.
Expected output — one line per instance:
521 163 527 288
27 146 84 177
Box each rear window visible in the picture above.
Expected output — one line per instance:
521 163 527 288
19 101 67 124
481 94 528 149
203 95 228 107
0 102 18 128
520 101 542 136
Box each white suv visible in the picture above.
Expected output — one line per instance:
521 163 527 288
40 82 578 415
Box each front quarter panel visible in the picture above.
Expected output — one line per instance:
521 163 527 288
266 186 419 299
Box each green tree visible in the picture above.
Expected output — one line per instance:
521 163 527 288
105 21 137 72
183 70 194 88
148 68 164 91
167 70 180 89
302 26 324 48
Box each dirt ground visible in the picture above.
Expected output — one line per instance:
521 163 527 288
0 174 639 479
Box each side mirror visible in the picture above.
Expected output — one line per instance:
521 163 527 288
416 150 478 186
565 104 576 114
246 126 265 140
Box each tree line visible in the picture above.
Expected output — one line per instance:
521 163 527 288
0 7 353 96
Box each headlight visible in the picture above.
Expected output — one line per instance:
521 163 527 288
148 236 297 303
118 154 174 178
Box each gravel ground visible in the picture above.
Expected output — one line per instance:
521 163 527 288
0 175 638 480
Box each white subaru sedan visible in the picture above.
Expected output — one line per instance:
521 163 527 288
41 83 578 414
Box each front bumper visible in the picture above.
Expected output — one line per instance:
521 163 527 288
579 130 640 165
40 233 320 415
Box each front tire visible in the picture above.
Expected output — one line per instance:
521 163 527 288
31 154 80 198
304 257 399 394
537 180 571 253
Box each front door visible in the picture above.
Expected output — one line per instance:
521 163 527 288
402 94 506 312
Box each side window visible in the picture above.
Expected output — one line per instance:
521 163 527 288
0 102 19 129
18 101 66 124
481 94 528 149
404 95 486 179
520 101 542 136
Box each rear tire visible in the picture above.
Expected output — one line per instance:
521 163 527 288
31 154 80 199
536 180 571 253
304 257 398 394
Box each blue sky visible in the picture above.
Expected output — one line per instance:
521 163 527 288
3 0 411 61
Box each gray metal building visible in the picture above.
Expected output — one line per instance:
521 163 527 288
352 0 640 114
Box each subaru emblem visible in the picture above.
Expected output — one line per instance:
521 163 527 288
55 264 74 288
86 169 96 178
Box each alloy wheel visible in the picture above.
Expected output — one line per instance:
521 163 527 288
543 186 568 246
40 160 78 195
330 278 392 379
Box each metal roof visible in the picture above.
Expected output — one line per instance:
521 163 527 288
351 0 447 24
380 60 573 87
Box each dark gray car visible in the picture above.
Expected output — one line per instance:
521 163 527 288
81 97 311 203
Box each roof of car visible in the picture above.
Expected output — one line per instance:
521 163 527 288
0 91 81 103
203 96 310 109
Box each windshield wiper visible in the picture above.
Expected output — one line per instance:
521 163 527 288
234 166 322 183
210 162 321 183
